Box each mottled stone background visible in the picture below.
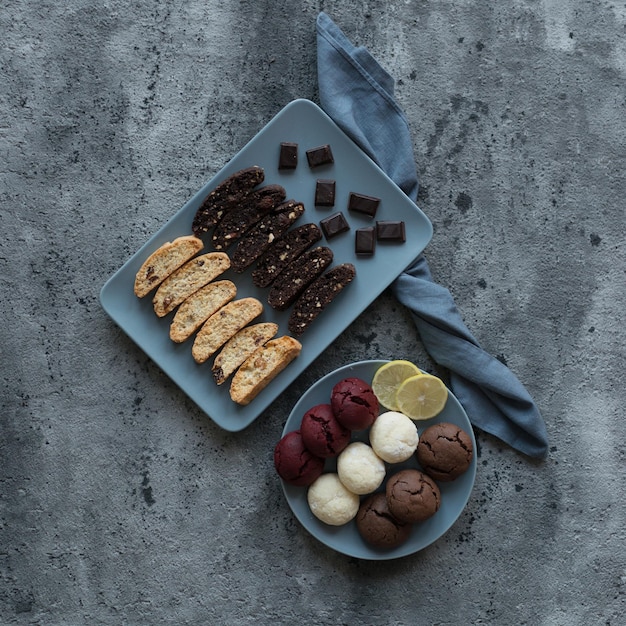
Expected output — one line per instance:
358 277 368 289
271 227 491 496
1 1 624 624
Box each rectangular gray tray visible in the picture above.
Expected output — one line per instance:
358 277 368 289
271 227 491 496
100 99 433 431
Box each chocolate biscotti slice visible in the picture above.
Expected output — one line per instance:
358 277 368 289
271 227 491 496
251 223 322 288
229 336 302 406
169 280 237 343
152 252 231 317
230 201 305 273
134 235 204 298
267 246 334 311
192 166 264 236
191 297 263 364
288 263 356 337
212 322 279 385
212 184 286 250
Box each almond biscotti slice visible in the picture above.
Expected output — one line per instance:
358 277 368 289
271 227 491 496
134 235 204 298
230 201 305 273
251 223 322 288
288 263 356 337
152 252 231 317
192 166 265 236
212 322 279 385
229 336 302 406
267 246 334 311
191 297 263 364
212 184 286 250
169 280 237 343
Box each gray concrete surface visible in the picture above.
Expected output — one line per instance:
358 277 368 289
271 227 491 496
2 1 625 624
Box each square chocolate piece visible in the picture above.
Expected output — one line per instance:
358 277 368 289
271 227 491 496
348 192 380 218
376 220 406 242
315 179 336 206
355 227 376 255
320 212 350 239
306 144 334 168
278 142 298 169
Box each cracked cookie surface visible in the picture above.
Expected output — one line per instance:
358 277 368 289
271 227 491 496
416 422 474 482
385 468 441 523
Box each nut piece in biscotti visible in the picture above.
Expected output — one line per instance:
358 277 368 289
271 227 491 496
212 184 286 250
267 246 334 311
212 322 279 385
192 166 264 236
288 263 356 336
252 223 322 288
230 201 305 273
169 280 237 343
191 297 263 364
134 235 204 298
229 336 302 405
152 252 231 317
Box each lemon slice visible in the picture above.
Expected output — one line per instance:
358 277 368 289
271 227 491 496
395 373 448 420
371 360 422 410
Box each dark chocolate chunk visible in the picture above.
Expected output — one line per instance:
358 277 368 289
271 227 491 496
306 144 334 168
230 201 305 273
252 223 322 288
288 263 357 336
315 179 336 207
320 212 350 239
192 166 264 235
348 192 380 218
267 246 334 311
212 184 286 250
376 220 406 242
278 142 298 170
355 227 376 255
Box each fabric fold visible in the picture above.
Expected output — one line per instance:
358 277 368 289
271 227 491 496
316 12 548 458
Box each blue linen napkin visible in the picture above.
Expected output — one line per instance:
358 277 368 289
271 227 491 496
316 12 549 458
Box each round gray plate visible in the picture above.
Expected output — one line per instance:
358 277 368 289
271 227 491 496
281 360 477 560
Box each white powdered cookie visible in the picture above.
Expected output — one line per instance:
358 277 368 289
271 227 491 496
191 297 263 364
212 322 278 385
229 336 302 405
169 280 237 343
152 252 230 317
134 235 203 298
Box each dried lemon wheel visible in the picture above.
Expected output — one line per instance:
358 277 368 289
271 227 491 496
395 373 448 420
371 360 422 410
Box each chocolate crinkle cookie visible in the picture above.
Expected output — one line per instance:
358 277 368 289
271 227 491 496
386 469 441 524
416 422 474 482
356 492 412 549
